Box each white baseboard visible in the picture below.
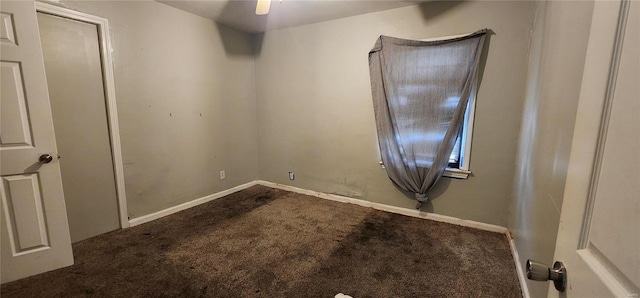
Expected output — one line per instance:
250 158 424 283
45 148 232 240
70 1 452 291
128 179 510 234
128 180 258 227
508 231 531 298
256 180 508 234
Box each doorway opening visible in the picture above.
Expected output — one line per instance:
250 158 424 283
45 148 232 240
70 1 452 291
35 3 128 242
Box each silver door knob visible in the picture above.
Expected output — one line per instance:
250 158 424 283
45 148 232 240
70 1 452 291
39 154 53 164
526 259 567 292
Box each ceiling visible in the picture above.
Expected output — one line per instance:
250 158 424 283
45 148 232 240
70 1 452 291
158 0 425 33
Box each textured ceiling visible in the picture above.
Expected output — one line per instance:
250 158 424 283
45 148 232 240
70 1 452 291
158 0 425 33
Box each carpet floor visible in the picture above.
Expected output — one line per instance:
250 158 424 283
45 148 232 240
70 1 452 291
1 185 522 297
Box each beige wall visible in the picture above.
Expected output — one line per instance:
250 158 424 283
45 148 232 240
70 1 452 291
255 1 535 226
57 1 259 218
508 2 594 297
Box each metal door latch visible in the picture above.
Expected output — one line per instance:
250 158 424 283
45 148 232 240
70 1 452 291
39 154 53 164
526 259 567 292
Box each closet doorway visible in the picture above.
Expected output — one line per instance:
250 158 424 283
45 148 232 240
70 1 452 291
36 5 128 242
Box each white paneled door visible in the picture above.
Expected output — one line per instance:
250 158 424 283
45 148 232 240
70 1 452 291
1 0 73 283
551 0 639 297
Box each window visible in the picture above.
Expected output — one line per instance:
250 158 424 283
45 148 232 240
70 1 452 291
444 83 475 179
376 33 478 180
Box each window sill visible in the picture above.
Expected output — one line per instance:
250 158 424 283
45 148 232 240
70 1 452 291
443 168 471 179
379 161 471 179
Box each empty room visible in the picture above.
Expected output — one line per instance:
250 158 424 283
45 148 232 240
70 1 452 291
1 0 637 297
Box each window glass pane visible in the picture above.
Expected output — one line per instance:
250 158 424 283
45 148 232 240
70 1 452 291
449 133 461 164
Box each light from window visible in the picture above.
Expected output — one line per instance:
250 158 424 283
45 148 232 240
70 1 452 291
448 85 476 172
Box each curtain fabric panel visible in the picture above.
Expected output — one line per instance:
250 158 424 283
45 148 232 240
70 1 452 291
369 30 487 207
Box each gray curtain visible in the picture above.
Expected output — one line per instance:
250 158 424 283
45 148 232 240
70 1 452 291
368 30 487 208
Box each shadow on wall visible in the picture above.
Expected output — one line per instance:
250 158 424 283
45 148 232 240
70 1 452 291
417 1 468 24
477 32 494 89
215 22 257 57
252 32 264 56
214 0 265 56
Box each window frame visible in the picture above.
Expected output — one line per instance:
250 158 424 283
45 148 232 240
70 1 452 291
443 82 476 179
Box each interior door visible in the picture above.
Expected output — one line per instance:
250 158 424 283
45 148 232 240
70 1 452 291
37 11 121 243
551 0 639 296
1 0 73 283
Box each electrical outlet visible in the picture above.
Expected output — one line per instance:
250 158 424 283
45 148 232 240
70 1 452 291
288 171 295 180
220 170 226 180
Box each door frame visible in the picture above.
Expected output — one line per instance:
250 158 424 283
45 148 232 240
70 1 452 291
35 1 129 229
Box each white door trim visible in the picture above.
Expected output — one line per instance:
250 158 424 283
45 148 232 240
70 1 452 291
35 2 129 228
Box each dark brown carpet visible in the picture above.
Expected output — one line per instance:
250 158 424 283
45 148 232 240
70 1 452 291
1 185 521 297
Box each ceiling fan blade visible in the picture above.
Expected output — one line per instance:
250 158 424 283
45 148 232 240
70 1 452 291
255 0 271 15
